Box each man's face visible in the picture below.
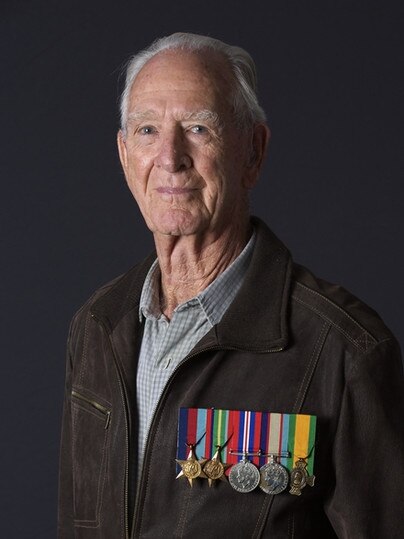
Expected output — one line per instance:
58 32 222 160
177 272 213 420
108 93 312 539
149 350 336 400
118 49 264 238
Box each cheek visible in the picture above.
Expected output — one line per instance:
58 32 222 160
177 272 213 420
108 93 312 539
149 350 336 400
126 138 153 166
138 151 154 171
199 162 226 204
126 153 154 190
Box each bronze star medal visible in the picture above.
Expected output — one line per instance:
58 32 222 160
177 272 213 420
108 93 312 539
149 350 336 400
176 444 207 486
203 446 231 487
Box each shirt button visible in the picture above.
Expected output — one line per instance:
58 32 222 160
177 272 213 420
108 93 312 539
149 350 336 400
164 357 172 369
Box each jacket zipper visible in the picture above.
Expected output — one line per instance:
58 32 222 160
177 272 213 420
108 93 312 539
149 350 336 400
131 343 284 538
92 308 285 538
71 389 111 429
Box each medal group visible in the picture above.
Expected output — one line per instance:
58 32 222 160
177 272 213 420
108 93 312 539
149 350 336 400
176 408 316 496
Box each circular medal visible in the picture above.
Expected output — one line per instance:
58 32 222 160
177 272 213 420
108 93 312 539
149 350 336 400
229 460 260 493
204 459 225 481
259 462 289 495
182 459 202 480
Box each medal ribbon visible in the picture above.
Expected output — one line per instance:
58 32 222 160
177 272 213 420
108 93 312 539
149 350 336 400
242 411 250 455
177 408 316 474
212 408 229 449
267 412 282 456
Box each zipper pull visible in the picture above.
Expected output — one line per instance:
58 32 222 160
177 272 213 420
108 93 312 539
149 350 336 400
105 411 111 430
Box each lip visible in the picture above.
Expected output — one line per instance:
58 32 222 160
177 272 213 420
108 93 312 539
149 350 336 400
156 187 197 195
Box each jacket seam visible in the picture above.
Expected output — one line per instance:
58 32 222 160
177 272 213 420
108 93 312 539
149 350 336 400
288 512 295 538
105 332 129 539
78 312 91 386
175 488 191 538
295 282 375 336
252 495 275 538
348 337 395 378
292 294 372 353
293 321 331 413
294 281 378 347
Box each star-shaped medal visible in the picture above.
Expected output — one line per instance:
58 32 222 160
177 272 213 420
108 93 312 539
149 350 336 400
203 446 231 487
176 444 207 486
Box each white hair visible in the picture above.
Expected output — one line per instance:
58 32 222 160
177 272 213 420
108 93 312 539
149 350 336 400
119 32 266 134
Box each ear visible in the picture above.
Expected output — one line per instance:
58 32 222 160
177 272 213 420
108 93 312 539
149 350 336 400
117 130 128 172
243 123 271 188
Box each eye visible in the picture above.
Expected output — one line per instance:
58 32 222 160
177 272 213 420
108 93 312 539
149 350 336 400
190 125 206 134
138 125 156 135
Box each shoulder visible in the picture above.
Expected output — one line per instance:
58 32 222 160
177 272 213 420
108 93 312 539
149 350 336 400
68 253 155 342
290 263 396 354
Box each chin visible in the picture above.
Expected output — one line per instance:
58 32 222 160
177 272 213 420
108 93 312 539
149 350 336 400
151 210 207 237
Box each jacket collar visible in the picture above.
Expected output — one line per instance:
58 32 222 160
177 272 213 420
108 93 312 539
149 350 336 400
91 217 292 352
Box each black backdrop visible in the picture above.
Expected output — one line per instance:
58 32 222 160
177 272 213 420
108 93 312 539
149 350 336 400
1 1 403 537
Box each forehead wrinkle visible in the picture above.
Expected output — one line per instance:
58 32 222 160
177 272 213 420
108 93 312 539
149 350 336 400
127 109 160 123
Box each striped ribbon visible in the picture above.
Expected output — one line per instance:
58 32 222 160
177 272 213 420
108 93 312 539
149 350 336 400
177 408 316 474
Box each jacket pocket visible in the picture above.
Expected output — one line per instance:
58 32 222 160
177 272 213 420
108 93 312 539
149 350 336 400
71 388 111 527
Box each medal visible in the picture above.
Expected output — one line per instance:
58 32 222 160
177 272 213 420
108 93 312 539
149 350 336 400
202 409 232 486
228 411 261 493
288 414 316 496
176 443 207 487
203 446 231 486
259 413 290 495
289 458 315 496
259 455 289 495
229 453 261 493
176 408 317 495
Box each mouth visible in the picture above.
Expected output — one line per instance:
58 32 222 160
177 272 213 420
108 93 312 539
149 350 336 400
156 187 198 195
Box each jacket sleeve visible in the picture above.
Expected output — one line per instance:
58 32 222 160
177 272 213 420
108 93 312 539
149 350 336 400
57 321 75 539
325 337 404 538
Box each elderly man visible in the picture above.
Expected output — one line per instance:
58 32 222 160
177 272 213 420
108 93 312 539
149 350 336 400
58 33 404 538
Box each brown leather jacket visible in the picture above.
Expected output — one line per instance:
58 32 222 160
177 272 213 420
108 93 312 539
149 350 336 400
58 218 404 538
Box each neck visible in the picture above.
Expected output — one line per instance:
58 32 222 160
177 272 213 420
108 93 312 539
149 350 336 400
154 218 251 319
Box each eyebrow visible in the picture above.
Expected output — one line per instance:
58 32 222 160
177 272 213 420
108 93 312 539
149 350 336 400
127 109 221 126
181 110 221 125
127 110 159 123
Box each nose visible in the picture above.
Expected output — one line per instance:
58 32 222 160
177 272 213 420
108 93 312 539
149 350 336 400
154 127 192 172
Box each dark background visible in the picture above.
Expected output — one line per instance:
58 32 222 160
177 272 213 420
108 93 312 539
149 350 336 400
1 1 403 537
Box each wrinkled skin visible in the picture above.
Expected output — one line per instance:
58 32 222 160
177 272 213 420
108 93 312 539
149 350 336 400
117 49 269 315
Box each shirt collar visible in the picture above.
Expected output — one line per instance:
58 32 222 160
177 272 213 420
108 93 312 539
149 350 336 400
139 258 161 320
139 230 256 324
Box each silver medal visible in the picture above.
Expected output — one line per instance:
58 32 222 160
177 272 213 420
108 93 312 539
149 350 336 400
259 459 289 495
229 458 260 493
